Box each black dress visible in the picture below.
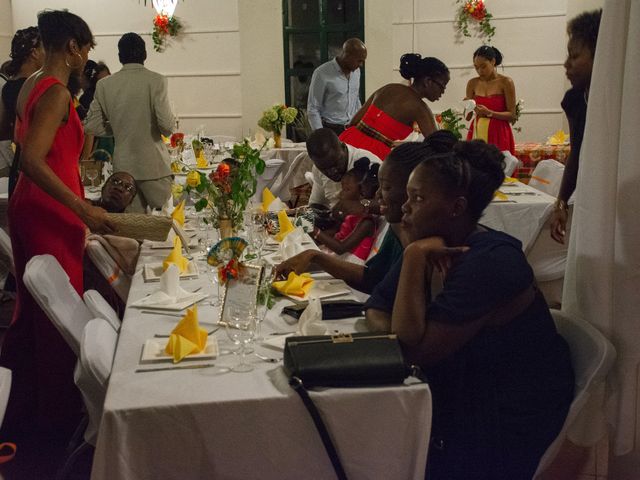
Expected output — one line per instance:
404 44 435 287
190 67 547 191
365 229 575 480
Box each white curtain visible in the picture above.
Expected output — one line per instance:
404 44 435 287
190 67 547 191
563 0 640 456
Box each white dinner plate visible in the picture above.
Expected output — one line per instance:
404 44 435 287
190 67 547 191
282 279 352 303
140 337 218 363
143 261 199 282
129 292 208 311
149 237 200 250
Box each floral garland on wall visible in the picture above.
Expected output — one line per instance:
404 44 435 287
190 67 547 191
455 0 496 43
152 14 182 52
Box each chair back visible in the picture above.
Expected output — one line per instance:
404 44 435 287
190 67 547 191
502 151 521 177
271 151 312 199
76 318 118 445
366 218 390 262
254 159 286 202
0 367 11 428
23 255 93 356
83 289 121 332
534 310 616 477
0 227 14 276
85 239 132 302
529 159 565 197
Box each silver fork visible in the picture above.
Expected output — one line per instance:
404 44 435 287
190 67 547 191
254 352 282 363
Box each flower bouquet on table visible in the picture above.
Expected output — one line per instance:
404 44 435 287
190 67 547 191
436 108 467 140
182 139 267 235
257 104 298 148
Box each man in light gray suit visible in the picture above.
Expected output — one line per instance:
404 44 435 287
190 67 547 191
84 33 175 212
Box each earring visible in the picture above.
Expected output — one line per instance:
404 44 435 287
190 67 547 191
65 52 83 70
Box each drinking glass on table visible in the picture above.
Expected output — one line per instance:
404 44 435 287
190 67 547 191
225 304 257 372
85 168 99 192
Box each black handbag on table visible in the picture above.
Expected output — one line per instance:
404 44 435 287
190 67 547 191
281 300 365 321
284 333 417 480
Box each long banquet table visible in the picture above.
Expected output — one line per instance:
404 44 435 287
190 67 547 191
91 237 432 479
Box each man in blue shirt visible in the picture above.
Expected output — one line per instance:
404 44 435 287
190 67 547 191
307 38 367 135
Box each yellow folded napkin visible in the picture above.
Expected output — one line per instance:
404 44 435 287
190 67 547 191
163 237 190 273
493 190 509 201
274 210 295 242
171 199 186 226
503 177 518 183
547 129 569 145
196 152 208 168
272 272 314 298
164 306 208 363
262 187 276 212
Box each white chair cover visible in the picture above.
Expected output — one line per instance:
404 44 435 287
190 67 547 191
528 159 565 197
0 366 11 428
0 227 14 276
254 158 286 202
85 238 132 302
366 217 390 262
75 318 118 445
534 310 616 477
502 151 521 177
23 254 93 356
83 289 121 332
271 151 312 199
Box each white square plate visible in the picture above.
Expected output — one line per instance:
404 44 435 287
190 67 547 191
283 279 352 303
149 237 199 250
143 261 199 282
140 337 218 363
129 292 208 311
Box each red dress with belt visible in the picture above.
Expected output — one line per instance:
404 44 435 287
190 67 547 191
0 77 85 436
467 94 515 155
340 104 413 160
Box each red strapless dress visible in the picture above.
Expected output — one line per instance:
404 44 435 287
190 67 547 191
1 77 85 436
340 104 413 160
467 94 515 154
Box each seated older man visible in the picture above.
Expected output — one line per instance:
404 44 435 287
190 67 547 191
306 128 381 210
93 171 138 213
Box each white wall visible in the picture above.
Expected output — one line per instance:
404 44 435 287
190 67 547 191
391 0 573 143
0 0 13 65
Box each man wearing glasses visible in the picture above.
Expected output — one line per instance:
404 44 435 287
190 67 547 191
306 128 381 210
93 171 138 213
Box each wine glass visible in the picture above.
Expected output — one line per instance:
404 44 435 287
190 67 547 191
254 264 275 341
225 304 256 373
85 168 99 192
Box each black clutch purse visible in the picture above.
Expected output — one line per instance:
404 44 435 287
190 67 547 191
281 300 364 321
284 332 411 388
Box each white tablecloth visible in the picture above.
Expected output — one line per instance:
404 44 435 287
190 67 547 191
481 181 555 252
91 244 432 480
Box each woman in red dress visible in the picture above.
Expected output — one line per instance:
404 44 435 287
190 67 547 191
0 10 113 448
340 54 449 160
466 46 516 154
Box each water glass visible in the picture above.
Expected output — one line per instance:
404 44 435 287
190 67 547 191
225 305 256 373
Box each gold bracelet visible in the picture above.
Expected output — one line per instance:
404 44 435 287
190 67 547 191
555 199 568 211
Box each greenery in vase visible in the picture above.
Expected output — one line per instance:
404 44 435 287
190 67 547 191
257 104 298 134
436 108 467 140
455 0 495 43
183 140 266 229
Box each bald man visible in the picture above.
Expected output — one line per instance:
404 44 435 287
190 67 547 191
307 38 367 135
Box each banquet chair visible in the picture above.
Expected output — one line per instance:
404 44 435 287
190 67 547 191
254 158 286 202
59 318 118 479
533 310 616 478
366 217 389 262
528 159 565 197
0 228 14 276
0 367 11 428
23 254 93 356
502 151 521 177
271 151 311 200
85 237 132 303
83 289 121 332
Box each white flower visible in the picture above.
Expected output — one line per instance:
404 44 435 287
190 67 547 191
265 137 275 149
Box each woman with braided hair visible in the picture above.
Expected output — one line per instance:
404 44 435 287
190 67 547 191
339 53 450 160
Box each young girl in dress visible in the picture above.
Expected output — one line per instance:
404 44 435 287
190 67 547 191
312 157 379 264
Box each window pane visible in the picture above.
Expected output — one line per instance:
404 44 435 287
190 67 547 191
286 0 320 28
288 33 321 70
289 70 314 110
326 0 360 25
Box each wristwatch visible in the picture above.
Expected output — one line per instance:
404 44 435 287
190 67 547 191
487 112 493 118
360 199 372 209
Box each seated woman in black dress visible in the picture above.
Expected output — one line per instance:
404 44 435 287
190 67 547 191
365 140 574 480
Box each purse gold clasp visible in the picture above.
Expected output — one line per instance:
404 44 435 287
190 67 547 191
331 333 353 344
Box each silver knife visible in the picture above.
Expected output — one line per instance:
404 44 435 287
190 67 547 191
135 363 215 373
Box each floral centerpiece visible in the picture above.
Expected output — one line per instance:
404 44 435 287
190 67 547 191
455 0 495 43
182 139 266 236
257 104 298 148
436 108 467 139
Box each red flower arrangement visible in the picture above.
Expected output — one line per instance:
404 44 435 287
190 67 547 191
170 132 184 148
455 0 495 42
152 13 183 52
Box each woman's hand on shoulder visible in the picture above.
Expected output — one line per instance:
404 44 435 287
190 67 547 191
406 237 469 275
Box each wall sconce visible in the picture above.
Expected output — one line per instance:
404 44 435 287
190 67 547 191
153 0 178 17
